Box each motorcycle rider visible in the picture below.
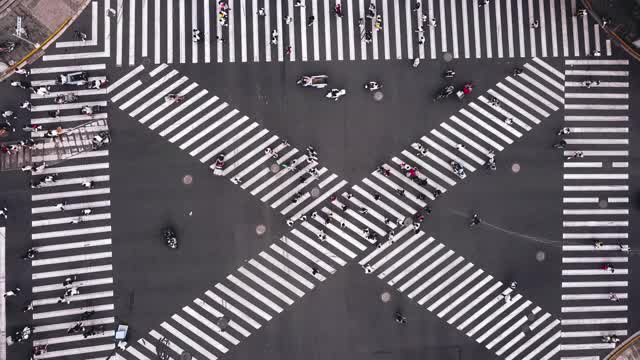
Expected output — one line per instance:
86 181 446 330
364 81 382 91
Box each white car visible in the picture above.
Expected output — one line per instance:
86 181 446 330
56 71 88 86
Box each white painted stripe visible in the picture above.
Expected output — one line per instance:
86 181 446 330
487 89 541 124
561 305 627 313
565 70 629 77
563 220 628 227
398 250 454 292
561 318 627 325
33 277 113 293
161 321 219 359
167 0 174 63
183 306 239 345
32 265 112 280
563 233 627 239
205 290 262 328
563 244 628 251
478 95 532 132
238 266 294 305
448 281 502 324
562 268 628 275
428 0 435 58
562 293 628 301
347 0 355 60
226 274 283 314
562 257 627 263
193 297 251 337
324 0 332 60
462 0 470 58
154 0 161 63
280 236 335 274
32 226 112 240
289 180 348 220
259 251 314 289
505 77 559 110
516 0 524 57
473 0 481 58
562 281 628 288
478 300 531 344
32 344 115 358
418 262 473 305
438 275 493 318
120 70 179 110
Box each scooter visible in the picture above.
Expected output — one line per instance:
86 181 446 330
364 81 382 91
326 88 346 101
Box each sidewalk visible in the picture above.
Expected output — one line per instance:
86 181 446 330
582 0 640 61
0 0 90 80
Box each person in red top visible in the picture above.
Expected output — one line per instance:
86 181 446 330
463 83 473 95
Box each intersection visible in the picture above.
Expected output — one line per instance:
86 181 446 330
0 1 638 360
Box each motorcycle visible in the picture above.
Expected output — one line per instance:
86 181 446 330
326 88 346 101
456 83 473 100
296 75 329 89
450 160 466 179
54 94 79 104
364 81 382 91
557 127 571 135
435 85 454 101
164 228 178 249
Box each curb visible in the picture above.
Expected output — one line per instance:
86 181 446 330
0 0 92 82
604 330 640 359
581 0 640 62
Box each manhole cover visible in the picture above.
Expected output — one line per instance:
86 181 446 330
217 317 229 330
443 52 453 62
536 251 546 262
310 187 320 197
403 217 413 226
511 163 521 173
180 352 192 360
599 199 608 208
381 292 391 303
373 91 384 101
256 224 267 235
182 174 193 185
270 164 280 173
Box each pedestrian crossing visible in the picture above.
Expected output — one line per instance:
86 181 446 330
560 58 630 359
18 61 116 359
29 155 116 360
42 0 614 65
108 57 571 359
114 231 564 360
108 63 348 218
108 57 564 222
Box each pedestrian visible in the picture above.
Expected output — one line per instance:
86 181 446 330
271 29 278 45
258 7 266 16
285 15 293 24
364 31 373 43
530 20 539 28
374 15 383 31
0 207 7 219
427 18 437 27
510 281 517 289
619 243 630 252
602 263 615 273
396 188 405 197
594 239 604 248
285 46 292 55
82 180 94 189
576 9 587 17
192 29 202 42
317 229 327 241
62 275 76 288
412 1 420 11
479 0 490 6
412 222 420 234
216 35 225 43
504 294 511 303
373 193 380 201
418 35 425 45
394 312 407 324
358 17 365 31
455 143 465 151
74 30 88 42
412 57 420 68
311 266 319 275
363 263 373 274
335 3 343 17
592 49 601 57
307 15 315 26
3 287 21 297
504 117 513 125
469 213 481 227
609 293 619 302
35 86 50 95
22 301 34 312
294 0 305 7
359 207 368 215
20 101 31 110
56 202 66 211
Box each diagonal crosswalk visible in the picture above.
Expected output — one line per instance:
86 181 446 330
42 0 615 65
560 58 630 359
105 58 574 359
